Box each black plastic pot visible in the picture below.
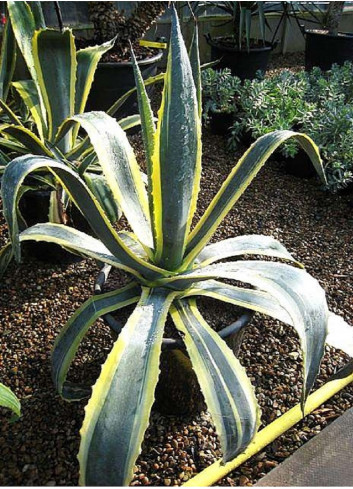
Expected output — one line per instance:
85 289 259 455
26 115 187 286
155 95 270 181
206 35 275 80
305 29 353 71
19 189 90 264
95 265 254 415
275 148 316 178
86 51 163 119
209 110 234 136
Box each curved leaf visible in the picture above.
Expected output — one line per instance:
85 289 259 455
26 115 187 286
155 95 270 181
0 382 20 417
0 99 23 126
152 7 202 270
182 279 292 325
195 234 302 267
57 112 153 248
0 125 52 156
52 282 141 400
160 260 328 407
171 298 260 462
1 154 167 280
183 131 326 268
79 287 175 485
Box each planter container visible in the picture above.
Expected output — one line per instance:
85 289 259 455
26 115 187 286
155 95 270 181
19 189 89 264
206 35 275 80
209 110 234 136
95 265 254 415
275 148 316 178
305 29 353 71
86 51 163 118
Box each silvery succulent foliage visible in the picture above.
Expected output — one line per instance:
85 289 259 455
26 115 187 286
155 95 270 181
0 8 339 486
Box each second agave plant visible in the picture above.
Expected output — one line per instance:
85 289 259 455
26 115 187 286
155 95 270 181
0 7 343 487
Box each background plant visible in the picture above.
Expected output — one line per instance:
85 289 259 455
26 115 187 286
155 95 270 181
221 61 353 189
201 67 241 121
0 9 336 486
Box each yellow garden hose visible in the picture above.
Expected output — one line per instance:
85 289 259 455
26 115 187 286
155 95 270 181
183 360 353 487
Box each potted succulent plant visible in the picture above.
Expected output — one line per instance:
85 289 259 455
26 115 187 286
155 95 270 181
293 2 353 71
86 1 165 116
205 1 276 80
0 9 345 486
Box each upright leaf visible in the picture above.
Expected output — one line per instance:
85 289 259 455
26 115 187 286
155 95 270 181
12 80 47 140
131 48 156 244
0 16 16 102
189 23 202 119
152 7 202 270
33 29 77 152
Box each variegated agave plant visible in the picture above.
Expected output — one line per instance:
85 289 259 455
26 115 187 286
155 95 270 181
1 8 331 486
0 0 143 226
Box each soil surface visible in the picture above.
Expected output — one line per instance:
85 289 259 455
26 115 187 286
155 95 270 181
1 53 353 486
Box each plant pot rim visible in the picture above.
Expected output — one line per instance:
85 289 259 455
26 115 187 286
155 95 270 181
98 50 163 68
206 35 275 53
304 29 353 40
95 264 254 350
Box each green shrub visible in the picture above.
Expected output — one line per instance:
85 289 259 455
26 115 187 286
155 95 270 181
201 68 241 121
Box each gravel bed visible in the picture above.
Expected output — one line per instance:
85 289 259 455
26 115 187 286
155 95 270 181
1 58 353 486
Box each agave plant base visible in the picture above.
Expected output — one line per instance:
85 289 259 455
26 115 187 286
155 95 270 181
95 265 253 416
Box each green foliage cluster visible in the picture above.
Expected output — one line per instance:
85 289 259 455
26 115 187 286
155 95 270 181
202 68 241 119
203 62 353 190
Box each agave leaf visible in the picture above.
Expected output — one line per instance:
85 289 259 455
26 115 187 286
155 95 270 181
171 298 260 461
152 7 201 270
12 80 46 140
32 29 76 152
131 48 156 244
0 242 14 278
30 1 45 29
184 131 326 268
0 383 20 417
83 172 121 225
79 287 175 486
118 114 142 131
1 154 167 280
7 1 39 85
0 99 23 126
52 282 141 401
159 260 328 407
75 38 115 116
188 22 202 119
181 279 292 325
57 112 153 247
0 125 52 156
0 16 17 102
195 234 302 267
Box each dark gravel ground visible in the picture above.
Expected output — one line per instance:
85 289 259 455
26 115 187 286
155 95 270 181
1 50 353 486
